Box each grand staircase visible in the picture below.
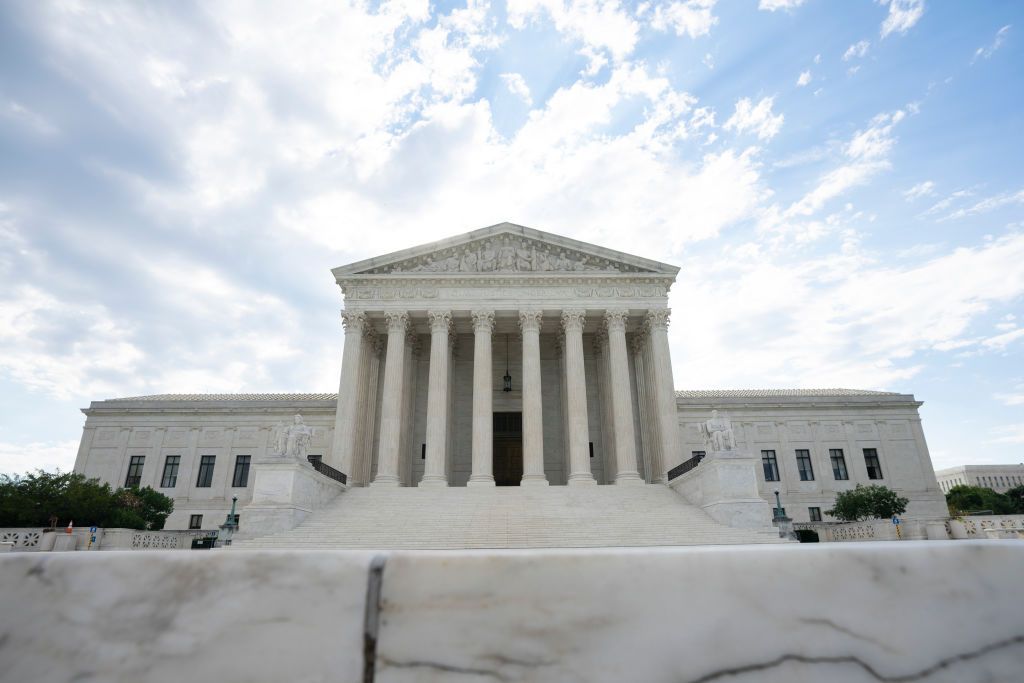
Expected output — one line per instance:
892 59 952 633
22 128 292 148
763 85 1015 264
235 484 785 549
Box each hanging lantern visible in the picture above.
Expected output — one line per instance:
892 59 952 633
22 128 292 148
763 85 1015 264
503 333 512 392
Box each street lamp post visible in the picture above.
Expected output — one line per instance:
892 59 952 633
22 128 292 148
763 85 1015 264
217 496 238 547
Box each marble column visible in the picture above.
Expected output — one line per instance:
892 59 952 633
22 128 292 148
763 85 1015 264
332 311 366 473
468 310 496 487
519 310 548 486
631 333 654 482
421 311 452 487
605 309 643 484
594 330 616 483
372 311 408 487
646 309 682 481
352 329 380 486
398 331 419 486
640 330 665 482
562 309 596 485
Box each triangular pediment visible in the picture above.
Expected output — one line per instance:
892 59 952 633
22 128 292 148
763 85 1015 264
333 223 678 277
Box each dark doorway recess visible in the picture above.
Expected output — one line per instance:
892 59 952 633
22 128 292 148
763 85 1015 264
493 412 523 486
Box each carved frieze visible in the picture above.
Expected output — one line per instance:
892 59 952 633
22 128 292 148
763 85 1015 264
360 235 653 275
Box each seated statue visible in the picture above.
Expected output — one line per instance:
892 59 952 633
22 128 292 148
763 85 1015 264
271 414 314 462
698 409 736 452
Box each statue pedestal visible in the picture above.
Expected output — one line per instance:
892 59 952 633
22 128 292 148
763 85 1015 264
669 450 775 530
238 460 345 538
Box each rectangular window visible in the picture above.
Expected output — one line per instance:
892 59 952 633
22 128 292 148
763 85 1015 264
863 448 883 480
808 507 822 522
589 442 594 458
232 455 251 487
761 450 780 481
795 449 815 481
124 455 144 487
421 443 426 460
830 449 849 480
161 455 180 488
189 514 203 530
196 455 216 488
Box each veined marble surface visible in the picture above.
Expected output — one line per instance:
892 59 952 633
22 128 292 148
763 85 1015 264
1 543 1022 683
0 549 374 683
375 542 1024 683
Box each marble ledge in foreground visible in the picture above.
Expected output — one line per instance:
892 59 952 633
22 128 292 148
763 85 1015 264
0 542 1022 683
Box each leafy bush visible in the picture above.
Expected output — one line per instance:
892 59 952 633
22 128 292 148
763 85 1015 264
826 484 909 522
0 470 173 530
945 484 1023 516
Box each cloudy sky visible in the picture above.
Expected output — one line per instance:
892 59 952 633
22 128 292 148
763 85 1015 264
1 0 1022 474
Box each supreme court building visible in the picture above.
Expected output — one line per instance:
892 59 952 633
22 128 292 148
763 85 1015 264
73 224 949 541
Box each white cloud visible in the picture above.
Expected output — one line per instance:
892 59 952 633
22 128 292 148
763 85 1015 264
903 180 935 200
702 52 714 69
996 385 1024 406
758 0 805 10
987 424 1024 445
981 328 1024 351
843 40 870 61
651 0 718 39
509 0 639 70
938 188 1024 222
2 101 59 136
782 109 905 218
500 72 533 105
973 24 1011 62
0 440 80 476
796 70 811 87
674 231 1024 391
880 0 925 39
723 96 784 141
813 53 821 64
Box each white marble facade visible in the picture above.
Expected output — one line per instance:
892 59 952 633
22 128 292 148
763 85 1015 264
71 224 948 529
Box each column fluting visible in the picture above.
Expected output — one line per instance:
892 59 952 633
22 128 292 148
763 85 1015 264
646 309 682 481
332 311 366 473
562 309 596 485
468 310 496 487
421 311 452 487
605 309 643 484
372 311 408 487
519 310 548 486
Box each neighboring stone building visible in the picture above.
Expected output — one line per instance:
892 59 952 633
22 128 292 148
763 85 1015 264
72 223 949 540
935 464 1024 494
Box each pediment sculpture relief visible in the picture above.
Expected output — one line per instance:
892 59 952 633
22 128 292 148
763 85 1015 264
363 235 650 274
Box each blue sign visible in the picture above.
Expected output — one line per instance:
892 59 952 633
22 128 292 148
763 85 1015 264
891 516 901 525
90 526 97 533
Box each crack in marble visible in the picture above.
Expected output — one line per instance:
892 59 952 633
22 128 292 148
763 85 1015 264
798 617 896 653
684 634 1024 683
378 656 507 679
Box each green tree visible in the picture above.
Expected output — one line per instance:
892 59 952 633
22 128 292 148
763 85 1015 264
0 470 173 529
945 484 1015 516
826 484 909 522
1004 485 1024 514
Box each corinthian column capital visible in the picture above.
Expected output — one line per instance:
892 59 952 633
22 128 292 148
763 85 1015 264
384 311 409 333
340 310 366 334
471 309 495 333
561 309 586 332
604 308 629 332
645 308 671 331
428 310 453 333
518 309 543 333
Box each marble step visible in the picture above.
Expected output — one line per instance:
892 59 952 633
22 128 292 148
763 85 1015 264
236 484 785 549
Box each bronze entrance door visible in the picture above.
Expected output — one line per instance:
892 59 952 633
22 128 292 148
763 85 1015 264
493 412 523 486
